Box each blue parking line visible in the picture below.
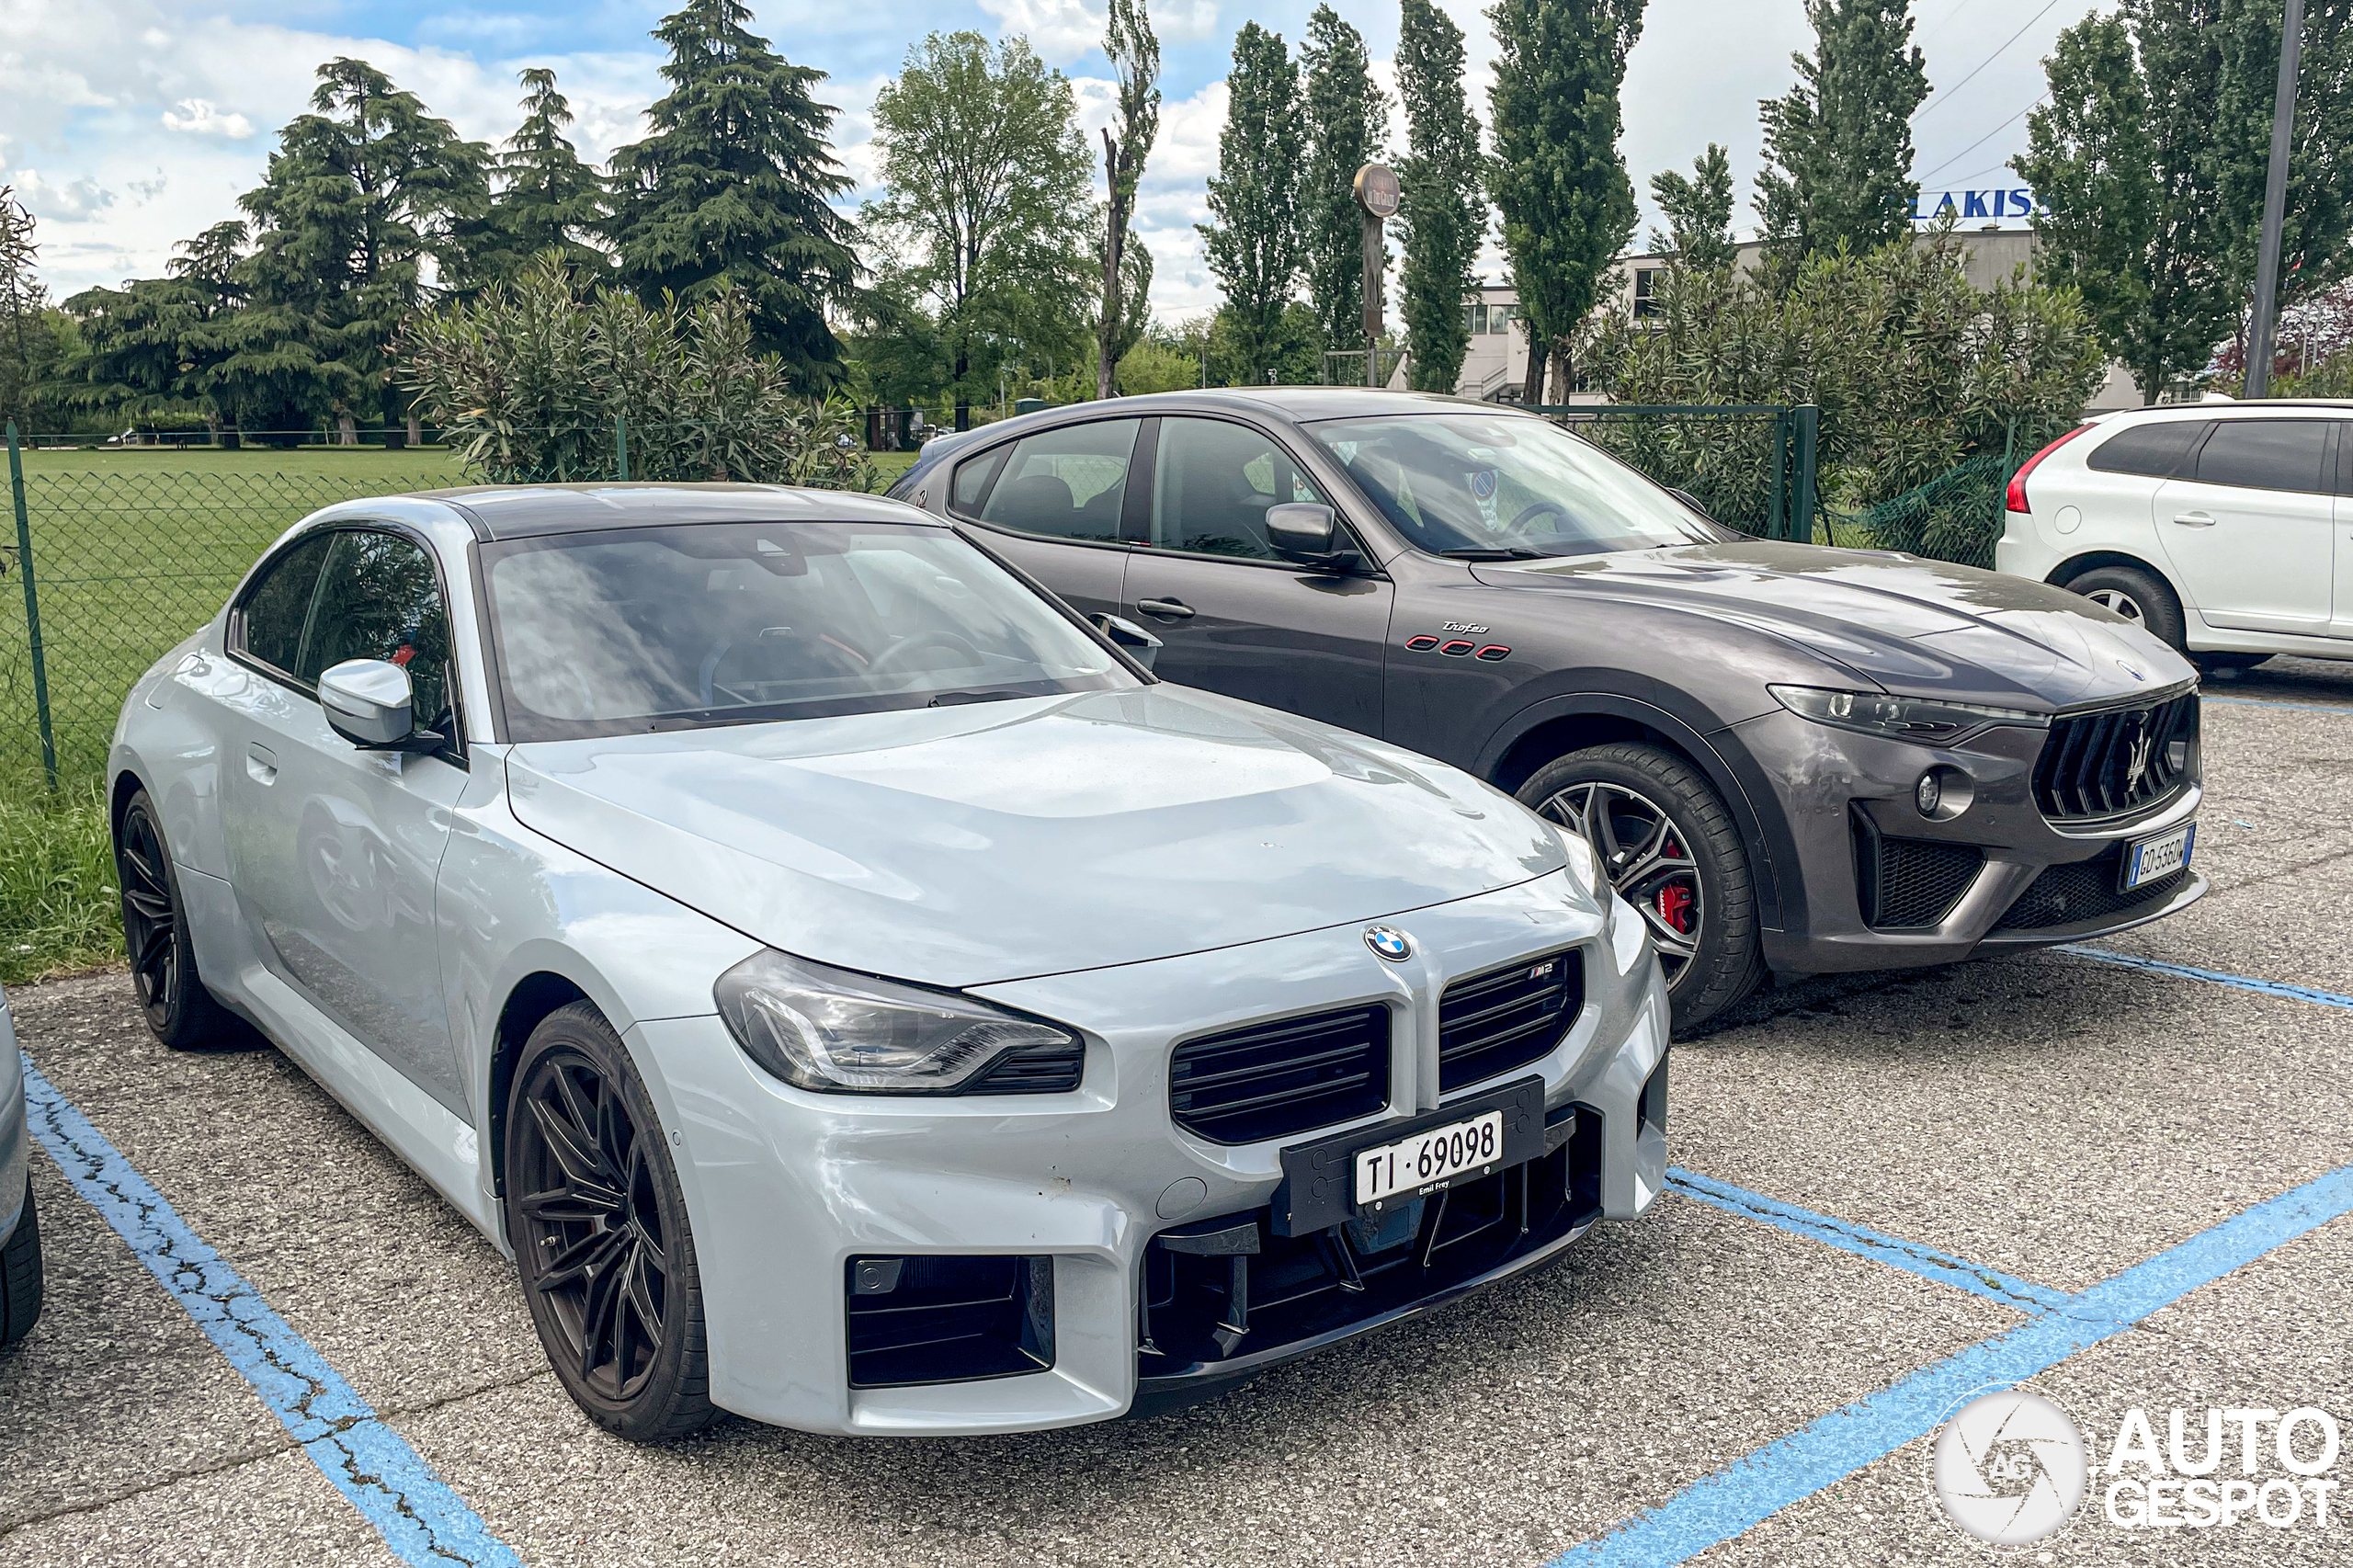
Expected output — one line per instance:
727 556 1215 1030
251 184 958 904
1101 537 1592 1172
19 1054 524 1568
1666 1169 2068 1314
1553 1161 2353 1566
2058 943 2353 1012
2202 695 2353 715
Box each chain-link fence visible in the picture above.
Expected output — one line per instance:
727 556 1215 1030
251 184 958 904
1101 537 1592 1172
1538 404 1822 543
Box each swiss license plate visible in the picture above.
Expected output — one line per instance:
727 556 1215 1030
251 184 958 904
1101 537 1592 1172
1354 1110 1506 1210
2122 822 2195 891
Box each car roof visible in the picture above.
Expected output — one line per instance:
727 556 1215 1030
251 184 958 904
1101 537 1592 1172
2092 398 2353 424
931 386 1522 442
397 483 939 541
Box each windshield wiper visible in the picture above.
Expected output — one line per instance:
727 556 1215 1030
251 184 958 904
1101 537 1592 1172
926 688 1027 708
1437 546 1548 561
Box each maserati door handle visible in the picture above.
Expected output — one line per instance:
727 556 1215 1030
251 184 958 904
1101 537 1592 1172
245 743 278 785
2171 511 2216 527
1135 597 1195 619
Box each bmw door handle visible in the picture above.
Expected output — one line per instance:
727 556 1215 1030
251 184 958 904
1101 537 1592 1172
2170 511 2216 527
245 743 278 785
1135 597 1195 619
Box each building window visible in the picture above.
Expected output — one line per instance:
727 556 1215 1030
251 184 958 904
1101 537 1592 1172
1632 269 1661 320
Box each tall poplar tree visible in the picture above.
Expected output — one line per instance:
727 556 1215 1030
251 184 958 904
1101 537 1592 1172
1755 0 1929 268
1488 0 1647 403
1301 5 1390 358
2210 0 2353 329
1395 0 1486 392
486 69 610 278
608 0 858 390
1649 144 1737 267
1097 0 1161 400
1199 23 1306 383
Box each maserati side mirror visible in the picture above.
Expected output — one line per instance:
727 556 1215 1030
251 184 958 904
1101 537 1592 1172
1266 503 1338 558
1666 487 1713 520
1090 612 1163 673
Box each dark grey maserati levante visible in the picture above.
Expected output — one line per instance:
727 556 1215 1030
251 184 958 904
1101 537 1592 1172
891 389 2206 1029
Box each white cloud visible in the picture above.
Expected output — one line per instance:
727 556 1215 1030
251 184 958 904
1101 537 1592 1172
161 99 256 139
11 169 116 221
976 0 1220 66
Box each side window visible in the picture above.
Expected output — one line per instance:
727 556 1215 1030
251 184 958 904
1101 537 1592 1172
298 531 458 739
235 533 334 676
1151 417 1324 561
975 421 1140 543
2193 419 2331 494
949 445 1009 516
2087 421 2208 478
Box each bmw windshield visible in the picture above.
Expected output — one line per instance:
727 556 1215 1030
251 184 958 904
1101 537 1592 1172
1306 413 1740 560
482 521 1136 741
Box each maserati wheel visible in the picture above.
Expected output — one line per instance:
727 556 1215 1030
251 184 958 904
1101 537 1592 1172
1518 742 1763 1031
506 1002 715 1440
114 790 233 1049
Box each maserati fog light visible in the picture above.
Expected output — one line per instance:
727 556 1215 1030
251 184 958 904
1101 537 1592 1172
1915 771 1941 816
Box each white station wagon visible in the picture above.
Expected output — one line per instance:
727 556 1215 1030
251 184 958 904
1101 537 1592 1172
1997 399 2353 675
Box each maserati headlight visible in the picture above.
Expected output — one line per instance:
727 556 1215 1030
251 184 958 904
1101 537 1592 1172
714 949 1081 1095
1768 685 2048 747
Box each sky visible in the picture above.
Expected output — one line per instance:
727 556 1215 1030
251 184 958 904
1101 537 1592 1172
0 0 2111 318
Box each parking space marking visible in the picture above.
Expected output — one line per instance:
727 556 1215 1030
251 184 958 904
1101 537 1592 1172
17 1053 526 1568
2202 695 2353 715
1666 1169 2067 1313
2059 942 2353 1011
1550 1161 2353 1566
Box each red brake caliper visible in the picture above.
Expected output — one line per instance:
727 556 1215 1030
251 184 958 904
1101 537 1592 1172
1654 836 1693 932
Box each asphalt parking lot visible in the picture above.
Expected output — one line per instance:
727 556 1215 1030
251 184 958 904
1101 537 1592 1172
4 658 2349 1568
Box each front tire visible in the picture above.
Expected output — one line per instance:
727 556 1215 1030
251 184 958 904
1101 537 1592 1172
506 1002 715 1441
1 1190 43 1349
114 790 235 1049
1518 743 1763 1032
2067 565 2187 653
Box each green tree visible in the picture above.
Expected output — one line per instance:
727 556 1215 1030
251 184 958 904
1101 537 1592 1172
484 69 610 278
1756 1 1929 269
1199 23 1306 383
865 31 1095 418
2015 8 2230 403
237 57 492 440
0 187 49 429
1395 0 1486 393
1488 0 1647 402
1096 0 1161 400
1649 143 1737 267
2210 0 2353 348
608 0 858 391
1301 5 1391 358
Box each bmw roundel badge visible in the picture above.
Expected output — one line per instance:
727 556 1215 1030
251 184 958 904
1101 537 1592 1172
1364 926 1412 962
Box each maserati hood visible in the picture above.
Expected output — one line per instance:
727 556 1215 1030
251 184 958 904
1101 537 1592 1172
504 687 1570 988
1473 541 2196 709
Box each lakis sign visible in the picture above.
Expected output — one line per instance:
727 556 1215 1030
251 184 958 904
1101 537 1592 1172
1911 187 2044 222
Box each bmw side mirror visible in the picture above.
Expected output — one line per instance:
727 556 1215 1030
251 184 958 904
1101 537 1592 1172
319 658 440 752
1089 612 1163 673
1266 503 1337 559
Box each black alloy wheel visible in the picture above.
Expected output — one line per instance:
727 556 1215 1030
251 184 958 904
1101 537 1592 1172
506 1002 714 1440
1518 742 1764 1033
114 790 233 1049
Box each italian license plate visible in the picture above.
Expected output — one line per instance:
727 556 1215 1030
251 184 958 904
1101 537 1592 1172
1354 1110 1506 1210
2122 822 2195 891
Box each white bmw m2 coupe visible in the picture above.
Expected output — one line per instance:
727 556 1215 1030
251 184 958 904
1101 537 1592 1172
109 483 1668 1438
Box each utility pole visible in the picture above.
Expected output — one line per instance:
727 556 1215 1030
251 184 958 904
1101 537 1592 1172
1353 163 1400 388
2246 0 2304 399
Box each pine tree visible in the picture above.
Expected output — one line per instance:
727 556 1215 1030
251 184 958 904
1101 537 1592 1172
1301 6 1390 358
1199 23 1307 383
0 187 42 428
1649 144 1737 267
1755 1 1929 268
1395 0 1486 393
1488 0 1647 403
486 69 610 278
608 0 858 391
237 57 492 439
1097 0 1161 400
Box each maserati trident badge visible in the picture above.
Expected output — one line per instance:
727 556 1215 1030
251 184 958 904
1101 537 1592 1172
1364 926 1413 962
2124 715 2154 794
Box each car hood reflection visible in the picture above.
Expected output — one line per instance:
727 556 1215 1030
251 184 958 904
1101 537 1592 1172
505 686 1572 987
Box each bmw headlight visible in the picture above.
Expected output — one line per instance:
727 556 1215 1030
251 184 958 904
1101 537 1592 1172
1768 685 2048 747
714 949 1081 1095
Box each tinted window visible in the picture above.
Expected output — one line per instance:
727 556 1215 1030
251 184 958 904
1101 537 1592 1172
948 445 1008 514
299 531 457 737
2193 419 2331 493
2087 420 2208 478
976 421 1139 542
237 533 333 675
482 521 1135 741
1151 417 1324 560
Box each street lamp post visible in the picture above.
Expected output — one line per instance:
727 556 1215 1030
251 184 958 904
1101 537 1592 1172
1353 163 1400 388
2246 0 2304 400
